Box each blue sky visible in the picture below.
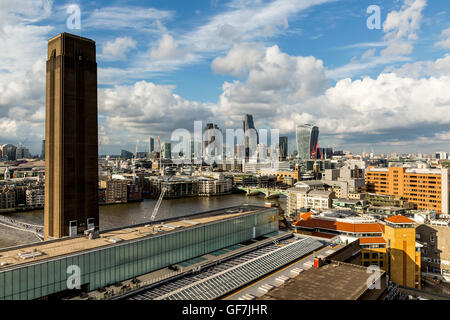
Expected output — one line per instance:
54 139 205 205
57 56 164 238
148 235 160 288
1 0 450 155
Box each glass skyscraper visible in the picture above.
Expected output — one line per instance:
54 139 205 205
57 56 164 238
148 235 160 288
279 136 288 160
296 124 319 159
243 114 259 159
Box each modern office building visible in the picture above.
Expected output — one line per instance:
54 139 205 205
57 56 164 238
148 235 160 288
0 144 17 161
0 205 278 300
148 137 154 153
41 140 45 160
243 114 259 159
15 144 31 159
366 167 450 214
322 167 366 199
279 136 288 160
44 33 99 239
319 147 333 160
161 142 172 160
296 124 319 159
203 123 221 158
436 152 448 160
120 150 133 160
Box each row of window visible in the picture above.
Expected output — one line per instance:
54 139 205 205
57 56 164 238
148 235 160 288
363 260 384 268
363 252 384 260
0 210 278 300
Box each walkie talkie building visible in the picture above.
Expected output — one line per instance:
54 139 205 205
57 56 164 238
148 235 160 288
296 124 319 159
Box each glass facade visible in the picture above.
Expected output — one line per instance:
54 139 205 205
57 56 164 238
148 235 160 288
0 209 278 300
296 124 319 159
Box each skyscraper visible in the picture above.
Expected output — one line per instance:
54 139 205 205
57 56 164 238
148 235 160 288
149 137 155 153
41 140 45 160
161 142 172 159
1 144 17 161
44 33 99 239
296 124 319 159
16 144 31 159
279 136 288 160
243 114 259 159
204 123 220 158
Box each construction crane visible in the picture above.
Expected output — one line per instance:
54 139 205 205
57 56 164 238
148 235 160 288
149 176 171 222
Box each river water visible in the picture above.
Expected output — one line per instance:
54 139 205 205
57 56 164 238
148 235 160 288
0 194 287 248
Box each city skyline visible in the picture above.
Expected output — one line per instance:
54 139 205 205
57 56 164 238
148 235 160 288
2 0 450 304
1 0 450 155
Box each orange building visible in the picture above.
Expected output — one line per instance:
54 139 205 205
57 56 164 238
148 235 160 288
293 213 421 288
384 215 421 289
366 167 449 214
258 165 300 184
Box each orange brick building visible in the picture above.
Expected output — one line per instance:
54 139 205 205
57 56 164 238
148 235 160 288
293 213 421 288
366 167 449 214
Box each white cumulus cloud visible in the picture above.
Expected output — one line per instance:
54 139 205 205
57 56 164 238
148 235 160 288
435 28 450 49
101 37 137 60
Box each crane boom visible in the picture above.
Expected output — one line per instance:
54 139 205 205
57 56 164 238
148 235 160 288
149 177 171 221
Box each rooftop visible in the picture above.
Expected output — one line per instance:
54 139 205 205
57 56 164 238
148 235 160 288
359 237 386 244
367 167 444 175
0 205 271 271
48 32 95 44
293 215 385 234
259 261 385 300
385 215 415 224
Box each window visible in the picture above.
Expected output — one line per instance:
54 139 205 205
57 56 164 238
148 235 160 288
372 252 378 259
430 234 435 243
364 252 370 259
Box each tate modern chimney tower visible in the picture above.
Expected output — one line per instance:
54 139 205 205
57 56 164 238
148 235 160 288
44 33 99 239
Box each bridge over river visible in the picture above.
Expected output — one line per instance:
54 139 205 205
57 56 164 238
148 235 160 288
0 215 44 241
235 186 289 199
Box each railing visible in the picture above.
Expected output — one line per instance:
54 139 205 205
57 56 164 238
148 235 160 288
0 214 43 241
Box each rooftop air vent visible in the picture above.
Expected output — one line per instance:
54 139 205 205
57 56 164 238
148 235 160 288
108 238 124 243
18 250 43 259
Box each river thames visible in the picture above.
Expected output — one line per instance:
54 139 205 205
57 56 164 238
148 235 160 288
0 194 287 248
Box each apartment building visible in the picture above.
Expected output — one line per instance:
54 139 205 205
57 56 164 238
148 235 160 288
100 179 128 204
366 167 450 214
25 187 45 208
416 219 450 282
0 186 15 210
197 178 232 196
287 182 335 215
